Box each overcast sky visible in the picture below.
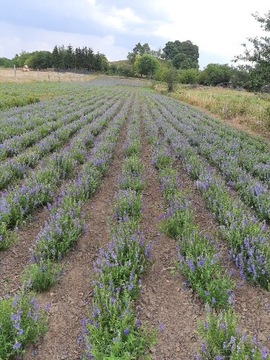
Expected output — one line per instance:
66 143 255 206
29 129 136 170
0 0 269 68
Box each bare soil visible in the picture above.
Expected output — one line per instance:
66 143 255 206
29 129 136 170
173 153 270 352
0 207 49 297
138 126 204 360
23 122 128 359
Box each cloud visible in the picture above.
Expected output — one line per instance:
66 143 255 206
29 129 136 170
1 0 270 68
90 5 143 32
0 21 128 61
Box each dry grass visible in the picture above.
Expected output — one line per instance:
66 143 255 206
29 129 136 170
0 68 97 83
154 83 270 141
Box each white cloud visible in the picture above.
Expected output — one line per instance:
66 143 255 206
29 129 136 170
89 5 143 32
0 21 128 61
1 0 270 67
151 0 270 65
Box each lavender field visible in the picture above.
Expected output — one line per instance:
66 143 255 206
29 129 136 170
0 77 270 359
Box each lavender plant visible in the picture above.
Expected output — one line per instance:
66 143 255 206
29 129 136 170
83 102 155 359
0 291 47 359
197 308 269 360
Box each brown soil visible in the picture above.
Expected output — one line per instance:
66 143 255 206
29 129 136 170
173 151 270 352
0 207 49 297
0 144 98 297
138 126 205 359
23 121 128 359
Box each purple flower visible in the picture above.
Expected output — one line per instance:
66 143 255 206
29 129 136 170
261 347 268 359
123 327 130 335
201 341 207 353
13 341 22 350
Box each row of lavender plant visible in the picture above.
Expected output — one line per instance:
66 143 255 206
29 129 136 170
0 94 128 250
83 100 154 359
22 94 133 292
148 92 270 184
0 87 101 142
0 89 125 191
142 102 234 308
147 93 270 221
1 95 116 359
142 92 269 359
0 86 118 160
0 89 133 360
0 288 48 359
144 94 270 289
0 93 94 157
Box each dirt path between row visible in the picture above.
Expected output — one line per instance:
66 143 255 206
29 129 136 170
138 124 204 359
23 120 128 360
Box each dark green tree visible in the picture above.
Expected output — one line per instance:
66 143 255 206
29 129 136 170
164 66 178 91
199 63 232 86
127 42 152 63
52 46 61 70
13 51 32 67
162 40 199 69
93 52 109 71
178 68 199 84
134 54 160 78
25 51 52 69
0 57 13 68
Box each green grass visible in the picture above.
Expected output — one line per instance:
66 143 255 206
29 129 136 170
0 82 89 110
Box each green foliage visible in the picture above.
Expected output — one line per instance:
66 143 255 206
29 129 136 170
234 11 270 90
178 68 199 84
0 291 47 359
25 51 53 69
114 189 142 222
85 288 155 360
0 57 13 68
178 229 234 308
199 63 233 86
162 40 199 69
21 260 62 292
0 95 40 110
127 42 151 63
197 308 268 359
12 44 108 72
134 54 160 78
34 199 84 262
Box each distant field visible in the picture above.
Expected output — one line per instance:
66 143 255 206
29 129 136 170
0 68 97 83
0 68 97 110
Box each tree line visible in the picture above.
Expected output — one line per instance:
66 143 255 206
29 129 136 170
109 11 270 92
1 10 270 91
0 44 109 72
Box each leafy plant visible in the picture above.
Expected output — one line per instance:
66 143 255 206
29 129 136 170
0 291 47 359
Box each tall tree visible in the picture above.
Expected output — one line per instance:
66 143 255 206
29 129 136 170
162 40 199 69
127 42 152 63
134 54 160 78
234 11 270 90
52 46 61 70
25 51 52 69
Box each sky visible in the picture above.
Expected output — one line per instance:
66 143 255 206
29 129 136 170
0 0 269 69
